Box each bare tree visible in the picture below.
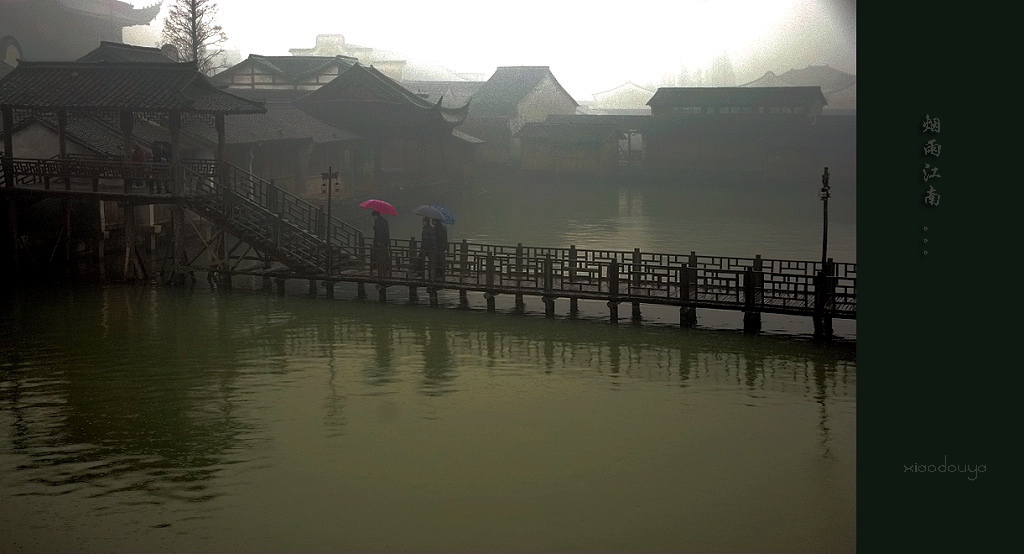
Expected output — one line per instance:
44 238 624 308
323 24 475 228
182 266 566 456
162 0 227 75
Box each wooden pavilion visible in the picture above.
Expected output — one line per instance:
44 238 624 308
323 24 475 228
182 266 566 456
0 60 265 282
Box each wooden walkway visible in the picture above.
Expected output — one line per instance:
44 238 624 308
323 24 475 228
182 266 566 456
2 157 855 334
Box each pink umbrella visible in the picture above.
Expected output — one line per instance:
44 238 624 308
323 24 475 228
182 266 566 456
359 198 397 215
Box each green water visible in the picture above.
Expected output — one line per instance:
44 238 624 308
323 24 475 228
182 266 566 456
1 175 856 551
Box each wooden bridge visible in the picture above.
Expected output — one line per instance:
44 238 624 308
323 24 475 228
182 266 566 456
1 156 855 337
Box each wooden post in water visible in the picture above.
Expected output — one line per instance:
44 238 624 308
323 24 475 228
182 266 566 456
485 252 496 313
568 245 577 283
357 281 366 300
308 279 317 297
2 105 17 274
543 254 554 318
460 239 468 279
408 236 418 301
631 248 642 322
608 259 619 324
276 278 286 296
742 255 763 334
680 251 698 326
514 243 525 313
459 289 468 309
813 258 835 339
378 283 387 303
325 281 334 299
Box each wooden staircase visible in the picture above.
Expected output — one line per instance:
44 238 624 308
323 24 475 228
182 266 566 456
181 161 365 276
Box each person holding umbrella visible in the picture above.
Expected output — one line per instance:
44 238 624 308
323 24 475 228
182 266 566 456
370 210 391 278
419 216 436 280
433 217 448 281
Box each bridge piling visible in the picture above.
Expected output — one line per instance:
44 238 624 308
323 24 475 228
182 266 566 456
608 259 619 324
743 259 763 335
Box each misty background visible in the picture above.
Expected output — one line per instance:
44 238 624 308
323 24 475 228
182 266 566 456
122 0 856 100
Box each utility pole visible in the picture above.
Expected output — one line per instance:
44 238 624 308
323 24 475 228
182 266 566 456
321 167 339 275
820 167 830 268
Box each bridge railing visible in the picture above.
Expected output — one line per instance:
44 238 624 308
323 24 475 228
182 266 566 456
345 236 855 316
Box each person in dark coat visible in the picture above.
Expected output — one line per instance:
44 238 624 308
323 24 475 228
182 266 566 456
419 217 436 279
370 210 391 277
432 219 448 280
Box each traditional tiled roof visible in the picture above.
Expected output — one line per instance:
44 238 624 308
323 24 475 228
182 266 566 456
0 61 266 114
78 41 177 63
470 66 577 117
296 64 469 135
647 87 827 107
0 61 13 81
56 0 163 26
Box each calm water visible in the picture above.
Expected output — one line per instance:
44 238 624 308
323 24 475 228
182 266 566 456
1 175 856 551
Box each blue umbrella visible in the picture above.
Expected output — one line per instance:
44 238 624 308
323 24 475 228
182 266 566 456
430 204 455 225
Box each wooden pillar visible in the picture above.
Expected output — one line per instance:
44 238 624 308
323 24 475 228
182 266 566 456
608 259 619 324
357 281 366 300
429 287 438 307
325 281 334 299
680 258 697 327
263 274 273 294
569 297 579 318
276 278 286 296
460 239 468 278
568 245 577 283
813 258 834 339
743 267 762 334
1 103 14 271
120 111 141 281
378 283 386 303
57 109 69 190
514 243 524 313
543 255 555 317
308 279 317 297
631 248 642 322
169 110 186 286
485 252 496 313
459 289 468 309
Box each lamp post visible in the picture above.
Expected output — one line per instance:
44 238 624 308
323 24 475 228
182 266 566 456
321 167 339 275
819 166 830 269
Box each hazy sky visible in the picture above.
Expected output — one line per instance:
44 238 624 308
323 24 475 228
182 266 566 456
125 0 856 98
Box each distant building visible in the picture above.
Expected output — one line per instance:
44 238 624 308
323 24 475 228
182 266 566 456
212 54 360 92
461 66 578 167
517 119 623 177
647 87 827 119
643 86 853 181
0 0 162 63
288 34 407 82
587 82 655 111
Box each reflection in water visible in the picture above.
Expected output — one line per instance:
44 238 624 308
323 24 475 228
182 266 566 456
1 285 855 551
